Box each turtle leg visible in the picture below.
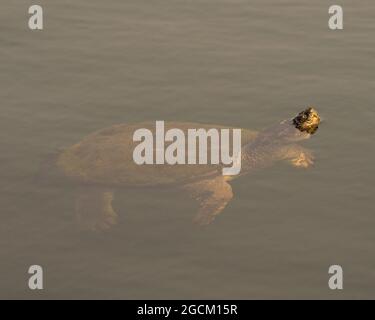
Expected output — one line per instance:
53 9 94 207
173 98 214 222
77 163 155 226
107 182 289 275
280 145 314 168
74 188 118 231
184 176 233 226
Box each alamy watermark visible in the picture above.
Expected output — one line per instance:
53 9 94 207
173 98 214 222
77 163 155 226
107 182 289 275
328 265 343 290
28 265 44 290
26 264 344 292
27 4 344 31
132 121 242 175
328 5 343 30
28 5 43 30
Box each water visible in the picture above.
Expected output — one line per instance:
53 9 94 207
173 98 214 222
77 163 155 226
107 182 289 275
1 0 374 299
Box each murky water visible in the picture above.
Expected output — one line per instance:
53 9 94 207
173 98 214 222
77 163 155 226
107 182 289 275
1 0 374 299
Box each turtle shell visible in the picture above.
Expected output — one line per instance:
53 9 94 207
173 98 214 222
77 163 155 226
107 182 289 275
56 122 258 188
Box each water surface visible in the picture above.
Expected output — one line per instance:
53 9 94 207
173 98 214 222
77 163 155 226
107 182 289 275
1 0 374 299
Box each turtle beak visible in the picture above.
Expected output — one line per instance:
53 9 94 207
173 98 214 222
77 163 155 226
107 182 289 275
292 107 320 135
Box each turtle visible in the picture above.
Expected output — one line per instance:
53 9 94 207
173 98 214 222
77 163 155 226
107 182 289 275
42 107 320 230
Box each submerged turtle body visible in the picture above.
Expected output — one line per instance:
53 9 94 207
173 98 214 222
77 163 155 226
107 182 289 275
57 122 258 188
50 108 320 230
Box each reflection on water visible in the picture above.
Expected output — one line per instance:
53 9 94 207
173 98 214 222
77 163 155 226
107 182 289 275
1 0 375 299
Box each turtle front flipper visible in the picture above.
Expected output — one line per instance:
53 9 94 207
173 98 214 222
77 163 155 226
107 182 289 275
184 176 233 226
279 145 315 168
75 188 118 231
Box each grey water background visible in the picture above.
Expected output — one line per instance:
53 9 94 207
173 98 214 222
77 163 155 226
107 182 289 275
1 0 374 299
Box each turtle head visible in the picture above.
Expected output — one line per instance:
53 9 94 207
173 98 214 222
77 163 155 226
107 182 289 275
269 107 321 143
292 107 320 135
252 107 321 146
